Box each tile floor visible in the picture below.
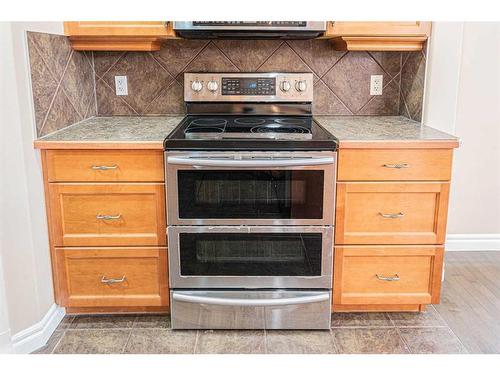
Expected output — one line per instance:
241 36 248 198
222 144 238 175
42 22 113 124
33 305 468 354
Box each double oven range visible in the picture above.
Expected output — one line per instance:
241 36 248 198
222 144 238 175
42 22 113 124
164 73 337 329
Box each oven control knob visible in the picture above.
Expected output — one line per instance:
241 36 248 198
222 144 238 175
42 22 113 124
280 80 291 92
191 80 203 92
207 80 219 93
295 80 307 92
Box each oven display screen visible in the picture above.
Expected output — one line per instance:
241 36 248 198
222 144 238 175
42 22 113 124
222 77 276 95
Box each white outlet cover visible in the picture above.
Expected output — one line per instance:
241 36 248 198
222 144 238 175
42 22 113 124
115 76 128 96
370 75 383 96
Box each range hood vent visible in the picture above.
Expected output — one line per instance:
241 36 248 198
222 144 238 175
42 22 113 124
173 21 326 39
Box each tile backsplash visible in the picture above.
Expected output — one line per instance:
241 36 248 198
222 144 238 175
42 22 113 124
27 32 96 137
28 33 425 137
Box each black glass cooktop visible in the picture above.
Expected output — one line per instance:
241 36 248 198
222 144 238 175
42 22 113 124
165 115 337 151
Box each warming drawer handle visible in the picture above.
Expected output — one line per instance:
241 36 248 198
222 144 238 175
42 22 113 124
172 292 329 307
91 164 118 170
101 275 127 284
383 163 409 169
376 274 400 282
167 156 334 168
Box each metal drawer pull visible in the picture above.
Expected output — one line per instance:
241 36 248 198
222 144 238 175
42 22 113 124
376 274 400 282
172 292 329 307
96 214 122 220
379 212 404 219
91 165 117 170
101 275 126 284
383 163 409 169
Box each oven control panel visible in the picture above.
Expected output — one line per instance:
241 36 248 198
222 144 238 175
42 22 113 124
184 72 313 102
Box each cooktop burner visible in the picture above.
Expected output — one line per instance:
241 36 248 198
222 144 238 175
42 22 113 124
251 124 310 134
166 115 337 151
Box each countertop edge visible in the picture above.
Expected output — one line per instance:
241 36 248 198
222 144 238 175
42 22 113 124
33 140 164 150
338 138 460 149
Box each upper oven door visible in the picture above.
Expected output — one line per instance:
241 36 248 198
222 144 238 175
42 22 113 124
165 151 336 226
168 225 333 289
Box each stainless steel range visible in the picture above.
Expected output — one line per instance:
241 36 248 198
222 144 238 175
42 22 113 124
164 72 338 330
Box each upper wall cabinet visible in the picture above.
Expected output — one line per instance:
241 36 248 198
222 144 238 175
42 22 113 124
323 21 431 51
63 21 177 51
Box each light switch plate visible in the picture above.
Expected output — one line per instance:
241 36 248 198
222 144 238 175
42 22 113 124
115 76 128 96
370 75 383 95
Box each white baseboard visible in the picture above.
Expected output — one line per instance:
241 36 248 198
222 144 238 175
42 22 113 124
11 303 65 354
446 234 500 251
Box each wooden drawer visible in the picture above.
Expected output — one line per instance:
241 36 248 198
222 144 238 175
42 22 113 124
56 247 168 307
46 150 164 182
338 149 453 181
333 245 444 305
335 182 449 245
49 183 166 247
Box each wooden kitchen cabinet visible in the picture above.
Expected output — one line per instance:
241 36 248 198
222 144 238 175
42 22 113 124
40 149 169 313
323 21 431 51
64 21 177 51
333 145 455 312
56 247 168 308
335 181 450 245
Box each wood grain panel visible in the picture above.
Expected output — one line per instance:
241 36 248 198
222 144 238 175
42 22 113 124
333 245 444 306
335 182 450 245
56 247 168 308
49 183 166 247
46 150 164 182
338 149 453 181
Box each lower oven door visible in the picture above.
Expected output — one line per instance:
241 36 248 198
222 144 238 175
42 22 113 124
168 225 333 289
171 289 331 329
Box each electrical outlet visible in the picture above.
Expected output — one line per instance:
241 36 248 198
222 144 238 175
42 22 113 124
115 76 128 96
370 75 383 95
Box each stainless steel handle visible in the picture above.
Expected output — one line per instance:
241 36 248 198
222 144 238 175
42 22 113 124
383 163 409 169
96 214 122 220
172 292 329 307
167 156 334 168
376 274 400 282
101 275 126 284
378 212 404 219
91 165 118 170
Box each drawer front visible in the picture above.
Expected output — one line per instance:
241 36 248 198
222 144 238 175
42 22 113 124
338 149 453 181
333 246 444 305
46 150 164 182
49 183 166 246
56 247 168 307
335 182 449 244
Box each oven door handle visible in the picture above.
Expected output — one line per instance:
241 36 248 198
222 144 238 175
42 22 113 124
167 156 334 168
172 291 330 306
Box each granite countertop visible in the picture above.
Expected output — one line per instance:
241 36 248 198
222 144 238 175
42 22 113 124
34 115 459 150
34 116 183 149
314 116 459 147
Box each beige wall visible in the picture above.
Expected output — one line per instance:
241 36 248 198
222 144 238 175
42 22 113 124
0 21 63 341
424 22 500 236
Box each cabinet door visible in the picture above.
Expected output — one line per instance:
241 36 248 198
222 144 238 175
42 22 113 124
49 183 166 246
63 21 176 51
333 245 444 306
64 21 171 37
327 22 431 37
335 182 450 245
56 247 168 307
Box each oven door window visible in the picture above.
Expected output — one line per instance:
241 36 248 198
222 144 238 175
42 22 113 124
177 170 324 219
179 232 322 276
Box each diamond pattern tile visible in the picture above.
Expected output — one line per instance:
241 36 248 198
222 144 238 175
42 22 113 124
358 74 401 115
152 39 209 77
322 51 388 113
257 42 313 75
288 39 346 77
214 40 282 72
102 52 174 114
313 80 352 115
